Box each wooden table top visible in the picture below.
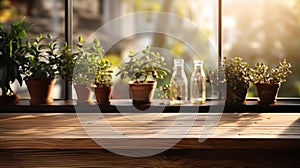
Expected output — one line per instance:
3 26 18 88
1 113 300 150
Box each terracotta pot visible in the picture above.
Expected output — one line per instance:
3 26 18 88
128 80 157 104
226 83 249 104
74 84 92 103
0 94 19 105
94 86 112 105
255 83 280 104
26 79 55 105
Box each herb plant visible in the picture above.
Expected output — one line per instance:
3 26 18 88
58 42 75 82
209 56 251 103
209 57 251 89
58 36 85 83
20 33 60 80
93 39 113 88
73 38 113 87
251 59 292 84
223 57 252 88
116 46 169 83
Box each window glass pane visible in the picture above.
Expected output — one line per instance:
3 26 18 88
223 0 300 97
73 0 218 99
0 0 65 99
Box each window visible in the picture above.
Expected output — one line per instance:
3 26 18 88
2 0 298 101
73 0 219 99
223 0 300 98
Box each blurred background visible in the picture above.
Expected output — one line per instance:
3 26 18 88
1 0 299 99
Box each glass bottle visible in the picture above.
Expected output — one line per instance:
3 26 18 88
170 59 188 105
190 60 206 104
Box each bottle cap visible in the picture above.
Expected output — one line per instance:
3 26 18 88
174 59 184 66
194 60 203 66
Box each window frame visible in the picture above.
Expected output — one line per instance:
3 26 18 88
63 0 299 103
2 0 299 111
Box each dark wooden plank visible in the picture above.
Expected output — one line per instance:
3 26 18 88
0 99 300 113
1 149 300 167
1 138 300 150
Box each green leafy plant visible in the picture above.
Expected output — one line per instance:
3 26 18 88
209 56 251 103
251 59 292 84
158 84 171 99
0 19 31 96
73 38 113 87
19 33 60 80
58 42 75 82
209 57 251 88
223 57 252 88
58 36 84 83
93 39 113 88
116 45 169 83
95 59 113 88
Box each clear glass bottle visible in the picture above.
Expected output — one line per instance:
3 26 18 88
170 59 188 105
190 60 206 104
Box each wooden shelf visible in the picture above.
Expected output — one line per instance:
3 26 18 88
1 112 300 167
0 99 299 113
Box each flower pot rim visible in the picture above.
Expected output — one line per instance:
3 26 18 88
25 78 56 82
255 82 281 86
93 85 113 89
128 80 157 85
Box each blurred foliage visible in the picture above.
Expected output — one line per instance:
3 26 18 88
0 0 16 22
170 41 185 57
131 0 162 12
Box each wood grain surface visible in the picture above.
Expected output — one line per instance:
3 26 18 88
1 113 300 167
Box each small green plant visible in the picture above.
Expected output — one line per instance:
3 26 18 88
73 38 113 87
251 59 292 84
95 59 113 87
93 39 113 88
20 33 60 80
116 45 169 83
73 38 97 86
0 19 31 96
209 56 251 103
209 57 251 88
158 84 171 99
223 57 252 88
58 42 75 82
58 36 84 83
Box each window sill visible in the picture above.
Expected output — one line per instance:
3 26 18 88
0 99 299 113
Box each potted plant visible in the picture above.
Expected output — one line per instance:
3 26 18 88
0 19 30 104
20 33 60 104
72 37 102 104
93 39 113 104
251 59 292 104
209 57 251 104
58 36 92 103
116 46 169 104
58 40 76 84
223 57 252 104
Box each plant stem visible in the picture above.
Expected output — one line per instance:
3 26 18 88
143 75 148 83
